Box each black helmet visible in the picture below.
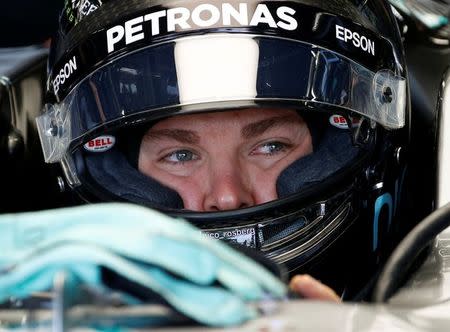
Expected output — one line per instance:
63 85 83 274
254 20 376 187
38 0 411 298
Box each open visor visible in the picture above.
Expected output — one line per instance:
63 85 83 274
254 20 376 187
37 33 406 163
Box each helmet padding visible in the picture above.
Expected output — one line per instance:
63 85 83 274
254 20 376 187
86 150 184 208
277 126 359 197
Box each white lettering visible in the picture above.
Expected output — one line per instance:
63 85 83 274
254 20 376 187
167 7 191 31
336 24 345 41
367 39 375 56
191 4 221 27
125 16 145 45
63 63 71 78
80 1 97 16
276 6 297 31
203 232 220 239
107 25 125 53
105 3 299 54
249 4 277 28
360 35 368 52
71 0 98 17
71 0 81 8
352 32 361 48
344 28 352 42
68 56 77 72
222 3 248 25
335 24 376 56
144 11 166 36
52 56 77 94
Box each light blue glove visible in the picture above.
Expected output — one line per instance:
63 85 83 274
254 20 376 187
0 203 287 327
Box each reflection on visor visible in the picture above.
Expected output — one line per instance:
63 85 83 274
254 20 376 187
38 33 405 164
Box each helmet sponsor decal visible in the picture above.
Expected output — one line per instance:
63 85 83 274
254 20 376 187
72 0 100 17
202 226 256 248
106 3 298 53
65 0 102 25
335 24 375 56
84 135 116 152
50 1 398 101
329 115 361 129
52 56 77 94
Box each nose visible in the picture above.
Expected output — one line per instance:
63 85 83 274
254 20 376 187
203 166 254 211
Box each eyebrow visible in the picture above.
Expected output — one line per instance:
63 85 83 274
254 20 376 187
143 129 200 144
242 115 302 139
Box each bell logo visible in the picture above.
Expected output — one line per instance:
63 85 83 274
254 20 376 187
330 115 349 129
84 135 116 152
329 115 361 129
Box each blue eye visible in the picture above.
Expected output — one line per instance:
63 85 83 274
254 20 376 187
165 150 197 163
266 142 285 153
257 142 288 155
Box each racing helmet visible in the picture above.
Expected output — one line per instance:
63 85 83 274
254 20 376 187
38 0 411 297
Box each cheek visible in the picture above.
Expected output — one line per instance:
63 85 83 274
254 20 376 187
246 143 313 203
172 180 205 210
246 169 279 204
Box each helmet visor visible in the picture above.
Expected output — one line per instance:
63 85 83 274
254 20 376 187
37 33 406 163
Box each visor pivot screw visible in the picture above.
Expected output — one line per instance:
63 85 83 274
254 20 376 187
382 87 393 103
57 176 66 193
47 121 59 137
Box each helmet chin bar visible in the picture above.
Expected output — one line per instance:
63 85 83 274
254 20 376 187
198 185 359 274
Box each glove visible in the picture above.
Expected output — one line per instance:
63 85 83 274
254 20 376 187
0 203 287 327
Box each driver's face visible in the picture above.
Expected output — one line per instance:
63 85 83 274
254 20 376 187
138 108 312 211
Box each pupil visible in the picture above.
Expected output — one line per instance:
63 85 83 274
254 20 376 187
177 150 192 161
269 143 282 152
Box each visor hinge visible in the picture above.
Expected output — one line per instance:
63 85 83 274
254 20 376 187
382 86 393 104
36 104 71 163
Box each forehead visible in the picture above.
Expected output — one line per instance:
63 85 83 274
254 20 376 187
150 108 300 130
